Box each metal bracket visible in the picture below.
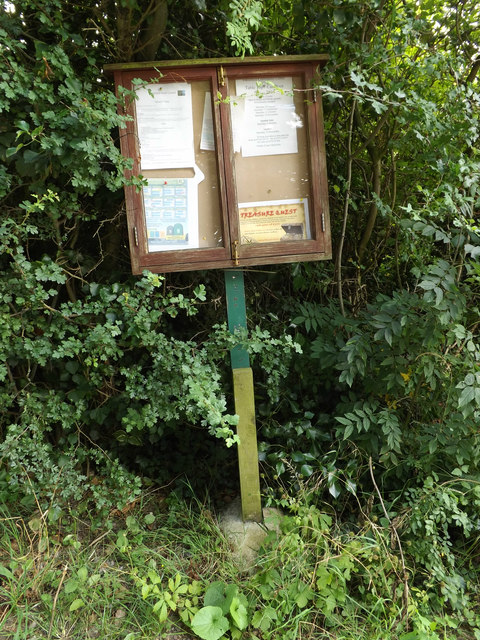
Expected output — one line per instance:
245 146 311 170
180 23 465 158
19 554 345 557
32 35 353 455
232 239 239 265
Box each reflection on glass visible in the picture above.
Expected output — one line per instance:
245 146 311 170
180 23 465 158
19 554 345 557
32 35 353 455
231 75 312 245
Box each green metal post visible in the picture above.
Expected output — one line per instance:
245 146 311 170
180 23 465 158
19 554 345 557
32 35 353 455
224 270 262 522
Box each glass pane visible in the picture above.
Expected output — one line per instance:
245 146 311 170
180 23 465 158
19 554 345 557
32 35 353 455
137 80 224 252
230 75 312 245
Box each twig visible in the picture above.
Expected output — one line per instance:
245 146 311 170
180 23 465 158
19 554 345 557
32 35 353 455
48 563 69 639
369 457 409 629
336 99 356 316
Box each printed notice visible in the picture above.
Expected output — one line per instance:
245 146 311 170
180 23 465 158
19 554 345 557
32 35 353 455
238 198 310 244
200 92 215 151
136 83 195 170
143 176 200 252
234 77 300 157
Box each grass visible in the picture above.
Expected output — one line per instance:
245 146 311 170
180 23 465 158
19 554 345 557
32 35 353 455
0 490 236 640
0 486 479 640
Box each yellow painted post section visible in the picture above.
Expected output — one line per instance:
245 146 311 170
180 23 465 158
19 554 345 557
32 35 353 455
233 368 262 522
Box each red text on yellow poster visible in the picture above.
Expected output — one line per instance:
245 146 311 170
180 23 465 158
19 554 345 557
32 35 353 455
238 199 309 244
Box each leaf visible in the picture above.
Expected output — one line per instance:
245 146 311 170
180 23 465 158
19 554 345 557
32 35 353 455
204 581 226 608
0 565 14 580
333 9 346 24
28 517 42 532
458 385 475 408
300 463 314 477
343 423 354 439
222 584 238 614
69 598 85 612
252 606 277 632
65 361 79 375
64 578 79 594
191 606 229 640
77 566 88 582
153 600 168 622
144 512 156 525
419 278 436 290
229 597 248 630
295 582 315 608
23 149 42 164
328 480 341 498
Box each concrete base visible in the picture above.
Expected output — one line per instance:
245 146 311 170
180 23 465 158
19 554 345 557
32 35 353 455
218 497 282 572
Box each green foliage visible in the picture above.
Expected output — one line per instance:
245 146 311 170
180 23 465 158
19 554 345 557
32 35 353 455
2 0 480 633
225 0 263 55
251 499 411 639
137 569 202 626
1 481 480 640
276 249 480 607
191 582 250 640
405 476 480 609
290 253 480 476
0 11 133 198
0 216 245 510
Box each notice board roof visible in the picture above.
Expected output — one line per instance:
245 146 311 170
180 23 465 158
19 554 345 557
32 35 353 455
103 54 329 73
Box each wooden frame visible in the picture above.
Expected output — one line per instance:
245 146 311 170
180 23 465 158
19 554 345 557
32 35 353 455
105 55 331 274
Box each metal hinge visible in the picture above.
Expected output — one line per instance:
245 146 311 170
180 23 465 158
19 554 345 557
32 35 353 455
232 239 239 265
133 226 139 247
217 65 225 87
321 211 325 232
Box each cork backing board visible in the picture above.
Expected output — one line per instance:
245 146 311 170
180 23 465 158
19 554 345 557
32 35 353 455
138 79 224 252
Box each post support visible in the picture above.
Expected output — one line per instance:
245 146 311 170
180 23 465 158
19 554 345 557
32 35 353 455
224 270 262 522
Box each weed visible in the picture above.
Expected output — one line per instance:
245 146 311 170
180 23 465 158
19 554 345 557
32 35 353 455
0 486 479 640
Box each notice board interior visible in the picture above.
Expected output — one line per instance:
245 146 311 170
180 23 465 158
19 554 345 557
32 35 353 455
105 55 331 274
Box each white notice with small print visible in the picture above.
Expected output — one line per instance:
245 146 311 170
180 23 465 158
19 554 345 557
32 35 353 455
235 77 299 157
136 83 195 170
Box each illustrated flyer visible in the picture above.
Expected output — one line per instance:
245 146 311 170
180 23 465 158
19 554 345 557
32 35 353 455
238 199 310 244
143 177 199 252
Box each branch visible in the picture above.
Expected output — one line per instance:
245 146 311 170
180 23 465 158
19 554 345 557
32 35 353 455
369 457 410 629
465 57 480 84
336 100 356 316
357 151 381 262
136 0 168 61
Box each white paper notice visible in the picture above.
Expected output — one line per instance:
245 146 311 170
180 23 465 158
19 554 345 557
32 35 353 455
230 97 245 154
235 77 300 157
200 92 215 151
136 83 195 170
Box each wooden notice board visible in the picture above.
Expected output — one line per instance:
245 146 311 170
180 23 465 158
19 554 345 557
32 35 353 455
105 55 331 274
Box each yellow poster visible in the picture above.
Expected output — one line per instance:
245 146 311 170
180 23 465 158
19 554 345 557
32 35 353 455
238 199 309 244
